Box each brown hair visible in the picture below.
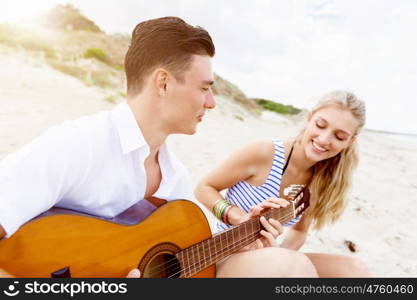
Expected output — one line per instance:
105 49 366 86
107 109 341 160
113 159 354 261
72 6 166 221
124 16 215 97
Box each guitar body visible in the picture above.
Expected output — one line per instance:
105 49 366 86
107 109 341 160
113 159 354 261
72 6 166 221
0 200 215 278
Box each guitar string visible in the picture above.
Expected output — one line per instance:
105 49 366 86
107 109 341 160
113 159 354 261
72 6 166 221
169 225 290 278
144 210 298 277
142 209 296 277
172 231 265 278
168 211 298 278
171 233 259 278
140 188 307 277
166 189 307 277
142 210 299 277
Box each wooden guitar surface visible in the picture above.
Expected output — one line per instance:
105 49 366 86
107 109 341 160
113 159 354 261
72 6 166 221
0 200 215 278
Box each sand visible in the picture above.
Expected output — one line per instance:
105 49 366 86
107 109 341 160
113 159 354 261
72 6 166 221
1 50 416 277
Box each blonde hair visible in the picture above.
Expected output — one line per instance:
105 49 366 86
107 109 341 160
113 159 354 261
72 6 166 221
302 90 366 230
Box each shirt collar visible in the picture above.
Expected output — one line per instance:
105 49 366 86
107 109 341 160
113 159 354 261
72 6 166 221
111 102 147 155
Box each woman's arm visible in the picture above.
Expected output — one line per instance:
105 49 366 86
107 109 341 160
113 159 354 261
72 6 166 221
194 139 274 225
280 214 312 250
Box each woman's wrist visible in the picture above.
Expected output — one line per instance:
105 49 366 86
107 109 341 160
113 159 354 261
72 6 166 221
212 199 245 226
226 205 246 226
212 199 229 223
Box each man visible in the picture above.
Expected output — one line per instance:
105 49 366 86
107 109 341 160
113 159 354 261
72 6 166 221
0 16 215 274
0 17 317 278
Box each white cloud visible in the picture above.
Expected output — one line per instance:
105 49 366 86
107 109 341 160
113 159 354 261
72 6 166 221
1 0 416 134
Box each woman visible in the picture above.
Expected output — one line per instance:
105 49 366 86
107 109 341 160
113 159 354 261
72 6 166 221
195 90 371 277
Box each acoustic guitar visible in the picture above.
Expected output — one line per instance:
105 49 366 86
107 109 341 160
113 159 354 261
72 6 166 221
0 185 309 278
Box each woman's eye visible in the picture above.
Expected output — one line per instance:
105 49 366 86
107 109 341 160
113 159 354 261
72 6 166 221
202 87 209 91
316 122 324 129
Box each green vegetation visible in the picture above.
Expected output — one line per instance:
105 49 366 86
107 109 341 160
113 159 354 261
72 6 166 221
113 64 124 71
90 72 116 89
105 95 117 103
0 23 52 52
48 61 116 89
84 48 108 63
43 4 102 33
0 4 126 104
83 48 123 69
45 48 57 59
212 73 260 114
117 91 127 98
1 4 278 112
234 114 244 121
48 61 85 78
254 98 302 115
248 107 262 117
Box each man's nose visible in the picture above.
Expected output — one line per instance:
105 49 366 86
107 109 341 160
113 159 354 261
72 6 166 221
204 90 216 109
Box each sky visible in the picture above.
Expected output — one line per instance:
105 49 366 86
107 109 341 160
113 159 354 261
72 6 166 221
2 0 417 134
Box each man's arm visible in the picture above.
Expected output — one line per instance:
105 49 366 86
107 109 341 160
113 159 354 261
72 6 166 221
0 224 11 277
0 224 5 240
0 124 88 238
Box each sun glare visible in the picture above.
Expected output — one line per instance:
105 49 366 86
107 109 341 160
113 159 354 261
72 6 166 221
1 1 63 23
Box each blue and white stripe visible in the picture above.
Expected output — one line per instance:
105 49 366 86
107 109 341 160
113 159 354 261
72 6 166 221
216 140 301 232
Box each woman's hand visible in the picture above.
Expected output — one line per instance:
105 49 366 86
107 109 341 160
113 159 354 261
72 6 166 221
237 197 289 251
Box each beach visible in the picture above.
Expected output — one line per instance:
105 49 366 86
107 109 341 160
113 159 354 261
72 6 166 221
1 50 416 277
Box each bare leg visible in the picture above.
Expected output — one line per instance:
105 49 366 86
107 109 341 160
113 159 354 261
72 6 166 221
0 268 13 278
216 247 318 278
305 253 372 277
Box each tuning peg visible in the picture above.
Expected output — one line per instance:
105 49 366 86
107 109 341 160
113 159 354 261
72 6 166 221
283 184 305 200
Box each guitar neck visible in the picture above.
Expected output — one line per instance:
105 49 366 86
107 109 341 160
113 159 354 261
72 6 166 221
176 203 295 277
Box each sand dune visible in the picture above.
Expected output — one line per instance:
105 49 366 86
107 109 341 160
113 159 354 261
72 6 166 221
1 51 416 277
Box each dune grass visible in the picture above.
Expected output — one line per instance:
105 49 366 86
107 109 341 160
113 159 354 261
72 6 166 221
254 98 302 115
0 23 53 52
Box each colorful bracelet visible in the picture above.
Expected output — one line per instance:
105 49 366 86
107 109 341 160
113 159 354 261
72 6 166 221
213 199 235 226
223 204 235 225
213 199 227 220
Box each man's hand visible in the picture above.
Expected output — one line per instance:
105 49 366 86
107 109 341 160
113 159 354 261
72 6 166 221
0 269 13 278
0 224 6 240
126 269 141 278
0 268 142 278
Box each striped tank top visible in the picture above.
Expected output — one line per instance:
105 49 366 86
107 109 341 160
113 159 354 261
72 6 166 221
216 139 301 232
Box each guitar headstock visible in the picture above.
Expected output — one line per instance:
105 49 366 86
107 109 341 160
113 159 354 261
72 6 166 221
283 184 310 217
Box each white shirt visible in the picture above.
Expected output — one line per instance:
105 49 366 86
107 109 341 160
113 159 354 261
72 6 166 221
0 102 192 237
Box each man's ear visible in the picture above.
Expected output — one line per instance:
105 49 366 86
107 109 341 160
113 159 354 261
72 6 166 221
153 68 169 96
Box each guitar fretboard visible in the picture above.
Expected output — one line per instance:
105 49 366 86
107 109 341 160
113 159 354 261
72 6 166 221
176 204 296 278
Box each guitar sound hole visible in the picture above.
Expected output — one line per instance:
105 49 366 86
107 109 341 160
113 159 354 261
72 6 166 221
143 253 181 278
